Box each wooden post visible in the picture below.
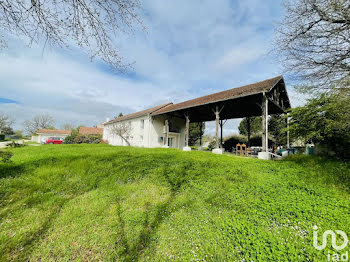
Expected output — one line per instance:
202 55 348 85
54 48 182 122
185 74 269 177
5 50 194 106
199 122 203 146
220 120 223 147
247 117 251 147
185 115 190 147
215 106 220 149
286 114 290 148
164 119 169 146
262 94 268 152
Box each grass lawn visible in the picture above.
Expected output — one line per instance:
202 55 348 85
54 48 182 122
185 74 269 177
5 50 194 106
0 144 349 261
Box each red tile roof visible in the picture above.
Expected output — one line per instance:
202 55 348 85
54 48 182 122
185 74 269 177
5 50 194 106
153 76 287 115
105 103 173 124
36 129 71 135
79 127 103 135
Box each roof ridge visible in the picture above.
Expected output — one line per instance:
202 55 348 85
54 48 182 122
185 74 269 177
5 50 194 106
36 129 72 134
150 102 173 114
152 76 284 115
105 102 173 124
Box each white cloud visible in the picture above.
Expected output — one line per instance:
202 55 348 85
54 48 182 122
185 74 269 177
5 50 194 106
1 0 306 134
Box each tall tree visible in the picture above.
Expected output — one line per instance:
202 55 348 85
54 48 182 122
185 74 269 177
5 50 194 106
274 0 350 90
268 114 288 146
61 123 75 131
0 113 14 134
188 122 205 146
288 87 350 159
0 0 143 70
238 117 262 136
1 126 14 135
23 114 55 134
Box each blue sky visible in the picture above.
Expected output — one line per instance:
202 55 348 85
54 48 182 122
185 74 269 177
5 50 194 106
0 0 305 134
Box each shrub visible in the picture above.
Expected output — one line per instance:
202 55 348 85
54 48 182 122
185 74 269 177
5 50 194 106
64 132 102 144
64 134 76 144
73 134 102 144
0 150 13 162
207 140 216 151
249 135 274 147
223 135 247 152
90 135 102 144
74 135 90 144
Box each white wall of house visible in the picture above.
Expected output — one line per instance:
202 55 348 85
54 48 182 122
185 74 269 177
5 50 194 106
32 133 69 143
103 114 186 149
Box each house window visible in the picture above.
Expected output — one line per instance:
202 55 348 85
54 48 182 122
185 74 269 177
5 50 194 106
140 135 143 141
140 119 144 129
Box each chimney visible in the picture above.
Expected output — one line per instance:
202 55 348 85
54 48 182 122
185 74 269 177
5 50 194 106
106 117 110 122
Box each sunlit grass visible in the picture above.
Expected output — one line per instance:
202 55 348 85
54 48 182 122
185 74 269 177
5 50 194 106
0 144 349 261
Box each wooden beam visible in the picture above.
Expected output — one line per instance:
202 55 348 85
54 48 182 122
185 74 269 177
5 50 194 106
262 94 268 152
247 117 251 147
199 122 203 146
266 95 285 113
185 115 190 147
164 119 169 146
215 106 220 149
220 120 223 147
286 113 290 148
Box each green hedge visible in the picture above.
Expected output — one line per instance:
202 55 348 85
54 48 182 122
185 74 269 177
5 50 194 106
64 134 102 144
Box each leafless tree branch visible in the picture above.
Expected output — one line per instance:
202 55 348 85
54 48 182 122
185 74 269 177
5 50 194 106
0 0 144 71
273 0 350 90
23 113 55 134
109 121 131 146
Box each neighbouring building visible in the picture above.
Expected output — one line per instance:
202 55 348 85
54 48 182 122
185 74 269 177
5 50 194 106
31 129 71 143
79 126 103 136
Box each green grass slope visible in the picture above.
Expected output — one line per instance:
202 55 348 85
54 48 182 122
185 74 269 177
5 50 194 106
0 144 349 261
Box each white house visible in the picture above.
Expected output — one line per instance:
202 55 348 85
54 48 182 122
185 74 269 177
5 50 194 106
32 129 71 144
103 103 187 149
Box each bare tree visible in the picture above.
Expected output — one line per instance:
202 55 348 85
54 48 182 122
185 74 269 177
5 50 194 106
274 0 350 90
0 0 143 70
61 123 75 131
109 121 131 146
23 114 55 134
0 113 14 133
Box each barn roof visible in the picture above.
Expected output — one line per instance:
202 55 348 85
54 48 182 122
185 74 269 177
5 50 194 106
36 129 71 135
103 76 291 125
104 103 172 125
79 127 103 135
152 76 290 122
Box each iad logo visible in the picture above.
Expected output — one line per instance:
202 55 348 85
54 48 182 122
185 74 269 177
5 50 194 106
313 226 349 261
313 226 349 250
